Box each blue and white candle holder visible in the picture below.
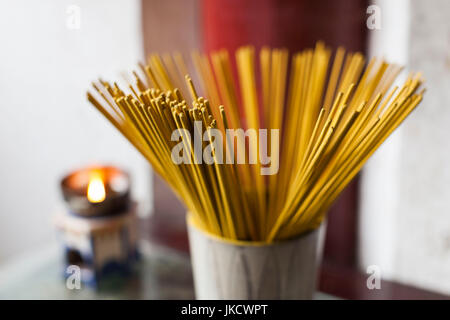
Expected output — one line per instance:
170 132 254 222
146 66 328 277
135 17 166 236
57 165 138 287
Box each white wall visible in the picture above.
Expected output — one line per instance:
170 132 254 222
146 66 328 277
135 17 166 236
0 0 151 263
360 0 410 280
360 0 450 294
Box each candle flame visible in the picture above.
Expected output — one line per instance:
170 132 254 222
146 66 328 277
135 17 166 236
87 174 106 203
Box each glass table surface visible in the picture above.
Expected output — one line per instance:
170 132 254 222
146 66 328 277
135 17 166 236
0 241 337 300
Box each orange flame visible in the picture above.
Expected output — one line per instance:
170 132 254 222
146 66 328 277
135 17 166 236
87 173 106 203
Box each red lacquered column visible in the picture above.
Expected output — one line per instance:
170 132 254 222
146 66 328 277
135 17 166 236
201 0 368 268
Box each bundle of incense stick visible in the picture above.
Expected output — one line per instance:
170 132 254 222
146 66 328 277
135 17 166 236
87 43 424 242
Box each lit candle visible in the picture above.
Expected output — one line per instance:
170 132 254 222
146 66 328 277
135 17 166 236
57 165 138 286
60 165 130 217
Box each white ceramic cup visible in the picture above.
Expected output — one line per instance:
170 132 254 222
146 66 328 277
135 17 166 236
187 214 322 300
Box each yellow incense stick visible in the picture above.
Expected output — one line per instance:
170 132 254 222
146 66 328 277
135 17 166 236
87 43 425 243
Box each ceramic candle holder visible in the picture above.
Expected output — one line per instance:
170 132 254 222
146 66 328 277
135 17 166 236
57 165 137 286
187 214 323 300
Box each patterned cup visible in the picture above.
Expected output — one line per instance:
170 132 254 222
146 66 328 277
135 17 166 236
187 214 322 299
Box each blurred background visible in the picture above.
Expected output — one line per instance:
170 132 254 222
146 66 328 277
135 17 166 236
0 0 449 296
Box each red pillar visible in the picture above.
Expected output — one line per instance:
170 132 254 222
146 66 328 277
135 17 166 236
201 0 368 268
